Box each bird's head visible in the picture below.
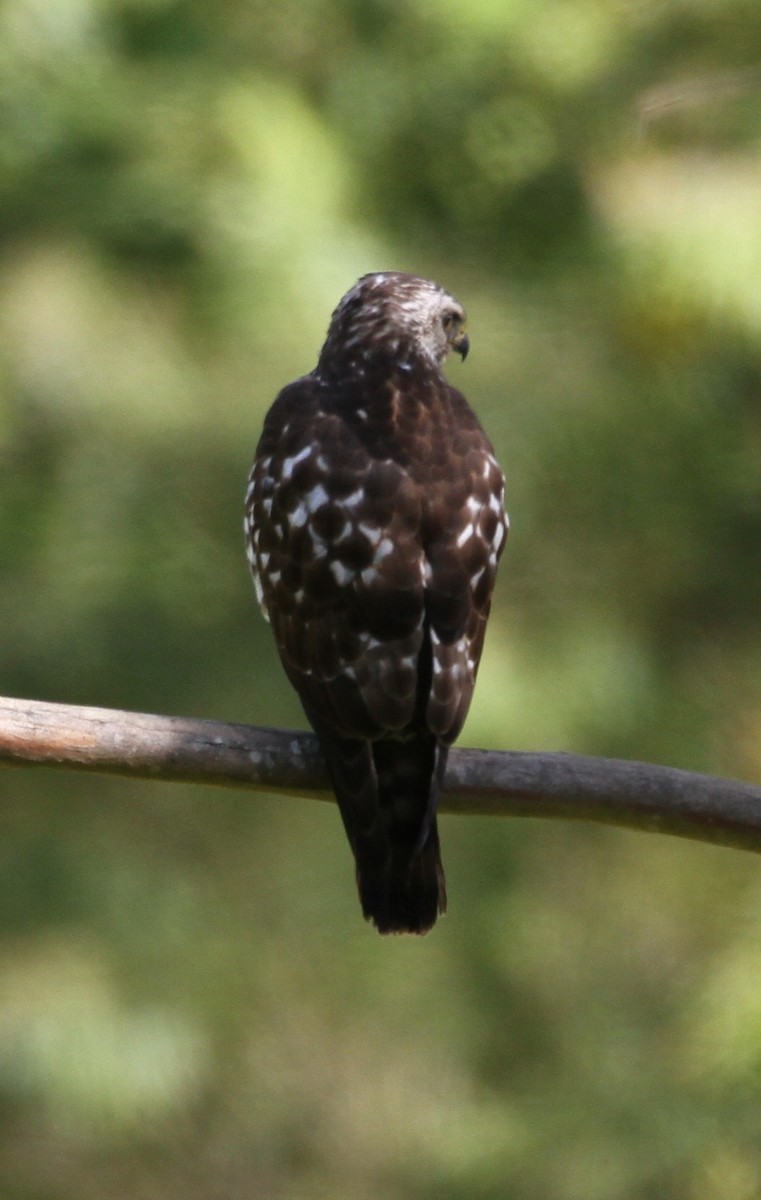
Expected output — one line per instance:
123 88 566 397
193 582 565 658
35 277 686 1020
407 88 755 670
317 272 469 378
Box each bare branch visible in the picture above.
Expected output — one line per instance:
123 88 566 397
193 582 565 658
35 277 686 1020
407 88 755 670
1 694 761 854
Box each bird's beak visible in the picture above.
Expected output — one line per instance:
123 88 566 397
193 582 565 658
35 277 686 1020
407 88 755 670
452 330 470 361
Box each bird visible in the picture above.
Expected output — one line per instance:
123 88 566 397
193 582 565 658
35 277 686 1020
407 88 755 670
245 272 507 934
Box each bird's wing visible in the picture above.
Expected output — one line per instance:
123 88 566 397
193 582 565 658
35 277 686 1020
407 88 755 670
246 378 427 740
415 384 508 743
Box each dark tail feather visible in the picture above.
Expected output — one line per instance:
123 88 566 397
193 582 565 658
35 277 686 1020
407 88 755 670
357 735 448 935
357 818 447 935
308 718 449 936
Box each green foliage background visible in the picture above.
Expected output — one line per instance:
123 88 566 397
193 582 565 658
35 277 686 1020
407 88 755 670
2 1 761 1196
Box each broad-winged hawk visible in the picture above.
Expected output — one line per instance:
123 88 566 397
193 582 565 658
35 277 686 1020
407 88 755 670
245 272 507 934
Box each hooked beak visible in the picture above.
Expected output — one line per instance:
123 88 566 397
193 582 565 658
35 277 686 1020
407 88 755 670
452 330 470 361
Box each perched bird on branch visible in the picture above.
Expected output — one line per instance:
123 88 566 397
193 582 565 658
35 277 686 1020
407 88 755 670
245 272 507 934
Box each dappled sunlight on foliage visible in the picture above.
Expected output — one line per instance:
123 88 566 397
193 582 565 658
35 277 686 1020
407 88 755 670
2 0 761 1195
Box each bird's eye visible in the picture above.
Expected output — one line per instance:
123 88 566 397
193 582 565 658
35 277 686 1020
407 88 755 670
442 311 460 332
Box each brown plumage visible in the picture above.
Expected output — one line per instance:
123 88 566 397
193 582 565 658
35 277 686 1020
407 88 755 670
245 272 507 934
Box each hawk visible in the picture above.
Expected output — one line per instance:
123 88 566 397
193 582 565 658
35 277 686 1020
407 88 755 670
245 272 507 934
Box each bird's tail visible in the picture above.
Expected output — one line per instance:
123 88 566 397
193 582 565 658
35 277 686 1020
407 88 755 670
360 734 447 934
356 815 447 936
314 724 448 935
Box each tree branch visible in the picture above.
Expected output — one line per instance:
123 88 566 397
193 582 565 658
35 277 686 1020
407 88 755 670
1 694 760 854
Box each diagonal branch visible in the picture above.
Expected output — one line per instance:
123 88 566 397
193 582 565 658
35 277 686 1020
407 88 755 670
1 694 761 854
